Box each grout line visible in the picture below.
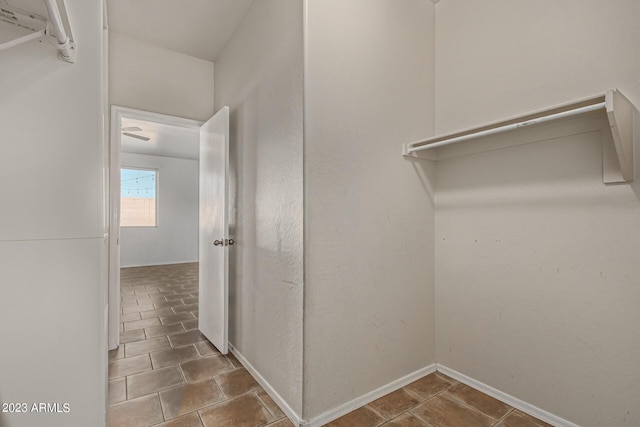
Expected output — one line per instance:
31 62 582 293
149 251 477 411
253 386 288 424
402 386 426 402
148 352 156 370
254 389 281 421
364 404 386 425
210 377 228 404
491 408 515 426
383 412 406 425
156 392 166 422
405 378 453 404
252 389 279 423
411 387 449 407
439 389 507 423
409 408 436 427
176 362 188 384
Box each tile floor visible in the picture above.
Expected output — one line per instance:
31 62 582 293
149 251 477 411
108 263 292 427
324 373 553 427
108 263 552 427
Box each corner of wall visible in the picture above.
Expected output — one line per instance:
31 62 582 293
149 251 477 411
302 0 437 418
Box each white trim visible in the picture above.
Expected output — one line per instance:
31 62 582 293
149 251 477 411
112 105 204 129
304 364 437 427
229 344 304 426
108 107 122 351
223 354 577 427
436 364 580 427
230 344 437 427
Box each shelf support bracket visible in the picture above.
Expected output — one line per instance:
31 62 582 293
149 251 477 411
605 89 635 182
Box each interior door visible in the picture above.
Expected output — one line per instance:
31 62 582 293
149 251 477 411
199 106 230 354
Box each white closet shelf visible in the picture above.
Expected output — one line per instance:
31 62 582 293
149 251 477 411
403 89 637 182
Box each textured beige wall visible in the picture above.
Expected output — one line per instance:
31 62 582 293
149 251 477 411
0 0 107 425
304 0 436 419
435 0 640 133
119 153 199 267
214 0 304 416
109 33 214 122
434 1 640 425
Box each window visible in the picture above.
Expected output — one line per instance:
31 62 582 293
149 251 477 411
121 168 157 227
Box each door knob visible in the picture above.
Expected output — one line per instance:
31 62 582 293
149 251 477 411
226 239 235 246
214 240 223 246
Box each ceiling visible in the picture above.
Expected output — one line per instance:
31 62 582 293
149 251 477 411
108 1 255 159
107 0 254 62
121 117 200 160
109 0 442 159
11 0 441 62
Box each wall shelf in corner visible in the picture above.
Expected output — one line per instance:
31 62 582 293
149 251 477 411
403 89 638 183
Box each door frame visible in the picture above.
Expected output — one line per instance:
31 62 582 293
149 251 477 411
108 106 203 350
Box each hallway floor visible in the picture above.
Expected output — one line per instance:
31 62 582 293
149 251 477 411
108 263 552 427
108 263 292 427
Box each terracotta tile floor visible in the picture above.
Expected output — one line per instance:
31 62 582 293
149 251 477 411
324 373 553 427
108 263 292 427
108 263 552 427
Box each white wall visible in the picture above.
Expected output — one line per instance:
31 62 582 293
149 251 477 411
213 0 304 416
0 0 107 425
109 32 214 121
303 0 436 419
434 1 640 425
435 0 640 134
120 153 199 267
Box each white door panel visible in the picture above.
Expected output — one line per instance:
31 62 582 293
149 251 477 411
199 106 230 354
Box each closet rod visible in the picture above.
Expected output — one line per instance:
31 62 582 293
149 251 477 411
407 101 606 153
43 0 74 62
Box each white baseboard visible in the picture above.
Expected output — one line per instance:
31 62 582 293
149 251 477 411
228 344 304 426
224 355 576 427
303 364 437 427
227 347 437 427
436 364 580 427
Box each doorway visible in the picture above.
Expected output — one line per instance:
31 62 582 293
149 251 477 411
109 106 204 350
